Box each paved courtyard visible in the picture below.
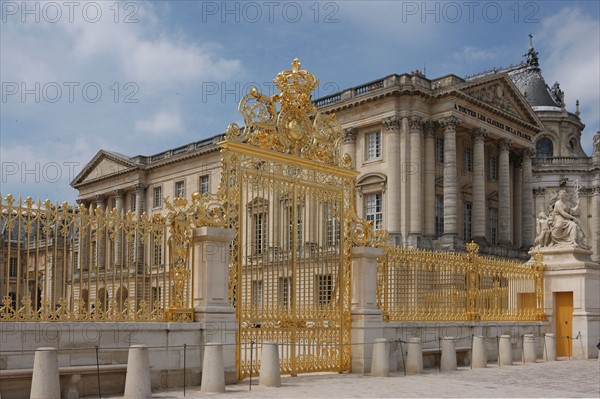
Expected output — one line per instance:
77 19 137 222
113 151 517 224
107 358 600 398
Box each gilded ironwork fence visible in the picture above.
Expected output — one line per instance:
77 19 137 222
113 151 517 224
0 194 195 322
376 242 546 322
223 59 361 379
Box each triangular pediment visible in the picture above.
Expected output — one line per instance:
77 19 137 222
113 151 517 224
460 74 543 129
71 151 138 187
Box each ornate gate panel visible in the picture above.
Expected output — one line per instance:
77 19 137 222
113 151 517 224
219 59 359 379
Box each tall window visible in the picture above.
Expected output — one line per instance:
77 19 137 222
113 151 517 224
489 156 497 180
279 277 291 307
435 196 444 236
535 138 553 159
153 186 162 208
464 202 472 242
324 203 340 247
252 280 263 306
131 195 136 212
436 138 444 163
153 242 163 266
151 286 162 305
315 274 332 305
9 258 17 277
199 175 210 194
365 193 383 229
366 131 381 160
463 147 472 172
287 206 303 249
175 180 185 198
253 213 267 255
489 208 498 244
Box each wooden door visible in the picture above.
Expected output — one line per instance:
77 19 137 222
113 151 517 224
555 292 573 357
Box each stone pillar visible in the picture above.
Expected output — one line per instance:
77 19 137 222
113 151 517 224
408 115 423 247
371 338 390 377
471 128 487 241
523 334 537 363
351 246 384 373
382 117 402 241
471 335 487 368
423 121 437 240
193 226 237 383
522 150 535 248
405 337 423 374
498 139 512 245
498 335 513 365
113 189 124 266
201 343 225 393
343 127 358 168
259 342 281 387
124 345 151 399
133 183 147 274
440 337 457 372
95 195 106 269
134 183 147 215
30 347 60 399
592 187 600 262
512 153 523 248
544 333 557 361
440 116 460 250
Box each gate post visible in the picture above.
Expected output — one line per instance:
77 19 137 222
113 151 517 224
192 226 237 384
351 246 384 373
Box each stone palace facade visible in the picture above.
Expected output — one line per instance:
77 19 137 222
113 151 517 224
71 44 599 263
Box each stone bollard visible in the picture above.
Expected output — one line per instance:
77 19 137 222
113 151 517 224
30 347 60 399
201 343 225 393
523 334 537 363
371 338 390 377
498 335 513 366
440 337 457 372
471 335 487 368
405 337 423 374
543 334 557 361
259 342 281 387
124 345 152 399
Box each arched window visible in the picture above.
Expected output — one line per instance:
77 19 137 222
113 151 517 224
536 138 553 159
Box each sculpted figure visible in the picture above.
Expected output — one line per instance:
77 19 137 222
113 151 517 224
534 212 552 248
593 131 600 154
550 190 590 249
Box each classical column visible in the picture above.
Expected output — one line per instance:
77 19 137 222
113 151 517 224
521 149 535 248
423 121 437 239
343 127 358 168
440 116 460 249
134 183 147 215
408 115 423 247
498 139 512 245
133 184 147 274
382 117 401 243
95 195 106 269
113 190 124 266
471 128 487 241
512 152 523 248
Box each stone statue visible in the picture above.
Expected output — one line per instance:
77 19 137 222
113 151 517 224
549 189 590 249
534 211 552 247
593 131 600 154
550 82 564 107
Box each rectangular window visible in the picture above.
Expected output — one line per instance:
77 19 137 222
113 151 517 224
199 175 210 194
436 138 444 164
253 213 267 255
366 131 381 160
151 286 162 306
279 277 291 307
365 193 383 230
489 156 497 180
9 258 17 277
287 206 303 249
325 203 340 247
175 180 185 198
489 208 498 244
153 242 162 266
153 186 162 208
315 274 332 306
435 196 444 237
252 280 263 306
131 195 136 212
8 292 16 309
464 202 472 242
464 147 472 172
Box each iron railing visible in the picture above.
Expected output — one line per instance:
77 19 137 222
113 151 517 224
0 194 195 322
376 241 545 322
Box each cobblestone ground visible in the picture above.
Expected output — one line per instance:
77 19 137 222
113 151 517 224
108 358 600 398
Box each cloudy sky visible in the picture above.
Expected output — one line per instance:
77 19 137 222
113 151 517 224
1 0 599 202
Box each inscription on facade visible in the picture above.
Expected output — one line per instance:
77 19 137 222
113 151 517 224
455 104 532 141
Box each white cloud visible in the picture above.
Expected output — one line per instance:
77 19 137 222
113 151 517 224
135 111 184 135
451 46 508 63
538 7 600 154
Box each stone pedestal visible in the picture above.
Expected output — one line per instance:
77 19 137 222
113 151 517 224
523 334 537 363
351 246 384 373
405 338 423 374
529 247 600 359
471 335 487 368
370 339 390 377
124 345 151 399
440 337 457 372
259 343 281 388
544 333 557 361
201 343 225 393
193 227 238 383
30 347 60 399
498 335 513 365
